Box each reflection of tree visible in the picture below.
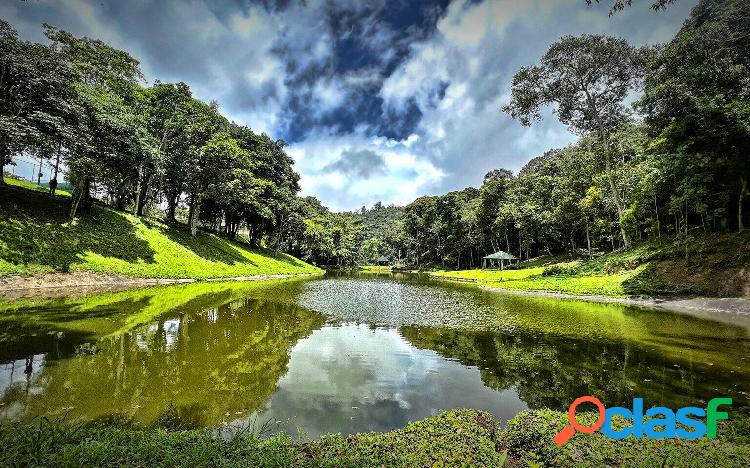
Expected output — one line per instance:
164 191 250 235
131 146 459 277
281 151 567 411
400 326 750 410
1 286 324 426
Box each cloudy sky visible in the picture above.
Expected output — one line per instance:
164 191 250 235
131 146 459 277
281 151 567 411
2 0 697 211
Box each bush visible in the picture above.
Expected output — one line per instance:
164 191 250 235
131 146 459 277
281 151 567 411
542 262 580 276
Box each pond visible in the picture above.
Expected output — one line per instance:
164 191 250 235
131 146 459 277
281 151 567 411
1 272 749 438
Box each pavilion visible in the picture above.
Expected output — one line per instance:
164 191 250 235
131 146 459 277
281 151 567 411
375 255 390 266
482 251 518 269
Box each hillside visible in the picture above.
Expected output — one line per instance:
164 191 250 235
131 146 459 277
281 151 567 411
433 233 750 298
0 183 320 280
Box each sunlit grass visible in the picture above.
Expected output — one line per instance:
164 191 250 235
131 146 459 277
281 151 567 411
432 261 642 297
359 265 393 272
4 177 71 197
0 183 320 279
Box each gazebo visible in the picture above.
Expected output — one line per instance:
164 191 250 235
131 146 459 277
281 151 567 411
375 255 390 266
482 251 518 269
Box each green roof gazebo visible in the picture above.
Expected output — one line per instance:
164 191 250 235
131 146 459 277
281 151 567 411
375 255 390 266
482 251 518 269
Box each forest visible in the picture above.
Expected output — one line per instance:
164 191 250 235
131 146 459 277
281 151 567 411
1 0 748 269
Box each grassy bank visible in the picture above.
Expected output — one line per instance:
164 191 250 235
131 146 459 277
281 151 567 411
2 409 748 467
432 233 750 298
0 409 504 467
0 183 320 279
500 409 750 467
358 265 393 273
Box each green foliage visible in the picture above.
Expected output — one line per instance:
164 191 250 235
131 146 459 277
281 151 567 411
0 409 505 467
433 230 750 297
0 183 319 278
3 408 748 467
500 409 750 467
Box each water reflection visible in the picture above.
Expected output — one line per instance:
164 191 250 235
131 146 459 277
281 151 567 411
0 274 748 437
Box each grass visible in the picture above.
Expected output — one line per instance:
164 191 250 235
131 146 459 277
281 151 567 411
0 409 505 467
4 176 71 197
2 408 748 467
358 265 392 272
0 183 320 279
432 233 750 298
500 409 750 467
431 262 636 298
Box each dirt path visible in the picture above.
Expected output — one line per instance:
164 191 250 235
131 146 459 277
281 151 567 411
0 271 319 300
479 285 750 326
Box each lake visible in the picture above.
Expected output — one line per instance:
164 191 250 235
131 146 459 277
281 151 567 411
1 272 748 438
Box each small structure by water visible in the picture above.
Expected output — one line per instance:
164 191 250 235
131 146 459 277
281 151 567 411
482 251 518 269
375 256 390 266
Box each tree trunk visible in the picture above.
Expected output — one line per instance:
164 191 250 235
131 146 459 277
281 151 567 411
739 176 747 232
190 196 202 237
593 110 631 249
133 167 142 216
136 171 153 217
604 152 630 249
70 176 89 219
586 222 592 259
505 231 510 253
167 193 178 222
654 195 661 242
37 153 43 185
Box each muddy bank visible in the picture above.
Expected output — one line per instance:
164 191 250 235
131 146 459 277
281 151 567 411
480 285 750 326
0 271 319 300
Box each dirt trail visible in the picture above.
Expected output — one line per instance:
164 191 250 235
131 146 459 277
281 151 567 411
0 271 318 300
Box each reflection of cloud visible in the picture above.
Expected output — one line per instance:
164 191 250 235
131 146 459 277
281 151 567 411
241 323 527 438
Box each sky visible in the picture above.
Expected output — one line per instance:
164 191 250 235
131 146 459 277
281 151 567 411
1 0 698 212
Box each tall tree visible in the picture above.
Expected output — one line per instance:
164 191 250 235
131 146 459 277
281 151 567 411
503 34 646 248
638 0 750 231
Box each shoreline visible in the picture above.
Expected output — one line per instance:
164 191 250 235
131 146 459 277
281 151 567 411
479 284 750 326
426 272 750 326
0 271 321 300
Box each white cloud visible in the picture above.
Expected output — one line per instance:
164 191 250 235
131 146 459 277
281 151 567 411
290 131 444 211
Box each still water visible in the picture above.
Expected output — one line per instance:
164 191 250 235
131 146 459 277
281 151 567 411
1 273 748 437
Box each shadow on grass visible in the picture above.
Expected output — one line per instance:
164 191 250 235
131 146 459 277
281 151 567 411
0 185 155 272
621 263 695 297
254 245 308 268
153 220 253 265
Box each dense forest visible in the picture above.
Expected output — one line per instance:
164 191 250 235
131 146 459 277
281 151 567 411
321 0 749 268
1 0 748 269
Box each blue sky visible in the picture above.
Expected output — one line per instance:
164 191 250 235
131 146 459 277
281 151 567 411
2 0 697 211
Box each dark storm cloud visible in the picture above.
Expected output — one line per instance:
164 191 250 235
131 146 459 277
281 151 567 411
1 0 698 211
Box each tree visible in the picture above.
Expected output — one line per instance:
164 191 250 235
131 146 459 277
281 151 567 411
503 34 646 248
0 21 78 187
638 0 750 231
585 0 677 15
190 132 250 237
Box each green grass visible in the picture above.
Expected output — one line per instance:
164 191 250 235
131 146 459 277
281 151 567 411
358 265 392 272
4 176 71 196
431 262 637 298
500 409 750 467
432 232 750 298
3 408 748 467
0 409 505 467
0 183 320 279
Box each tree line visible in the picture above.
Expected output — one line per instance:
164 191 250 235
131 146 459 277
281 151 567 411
1 21 301 246
2 0 747 268
343 0 749 268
